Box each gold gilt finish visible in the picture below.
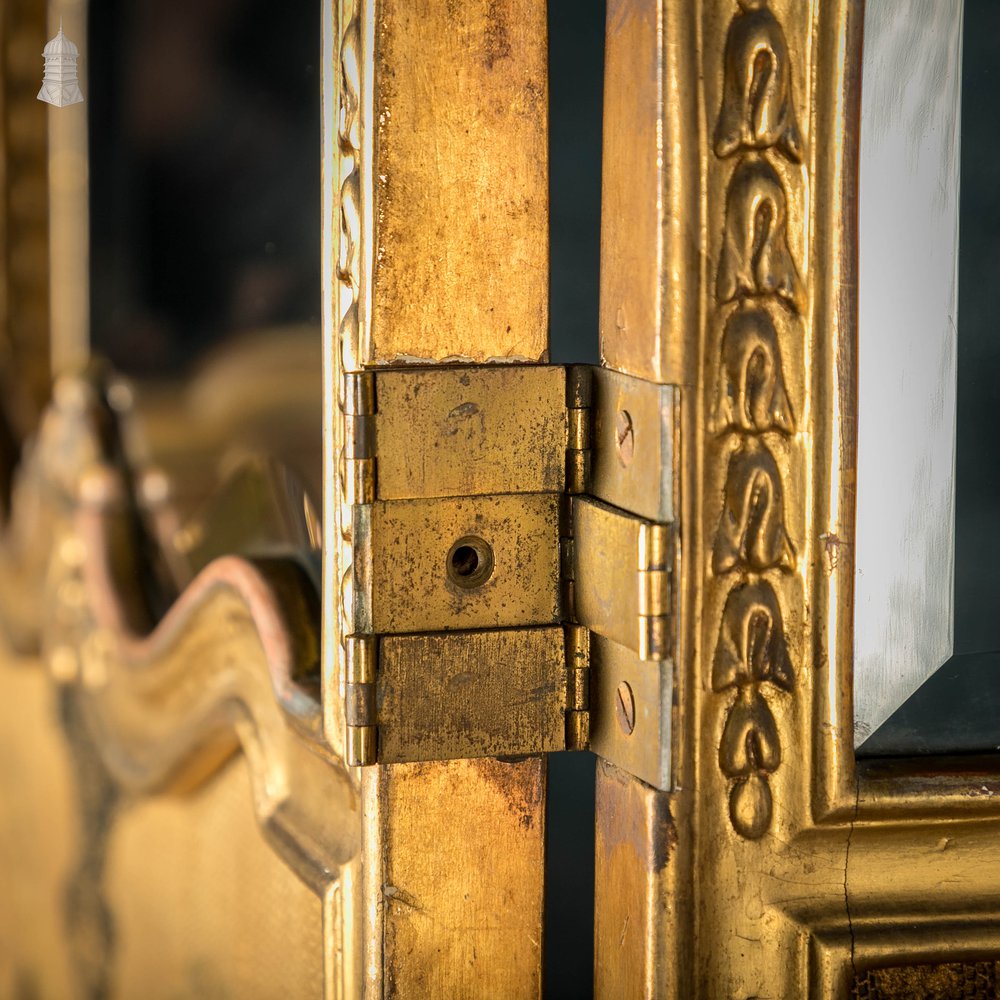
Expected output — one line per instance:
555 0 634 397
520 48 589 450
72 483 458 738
5 0 1000 996
373 365 568 499
0 370 353 998
325 0 551 995
367 3 548 365
363 493 561 633
570 496 671 661
597 1 1000 997
374 627 567 763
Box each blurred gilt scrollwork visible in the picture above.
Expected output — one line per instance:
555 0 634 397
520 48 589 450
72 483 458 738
0 357 356 994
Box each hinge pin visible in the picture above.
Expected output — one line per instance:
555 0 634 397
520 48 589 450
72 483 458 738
344 635 377 766
564 623 591 750
565 365 592 495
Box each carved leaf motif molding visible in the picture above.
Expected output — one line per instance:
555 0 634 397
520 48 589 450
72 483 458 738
713 0 803 162
337 0 363 375
713 306 795 435
709 0 805 841
335 0 365 754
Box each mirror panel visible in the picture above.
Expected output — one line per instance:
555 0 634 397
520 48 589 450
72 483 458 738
88 0 321 376
854 0 963 744
86 0 323 513
860 0 1000 756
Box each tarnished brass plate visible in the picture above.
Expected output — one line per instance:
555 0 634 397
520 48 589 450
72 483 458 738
356 493 561 634
590 367 675 523
589 634 671 790
571 496 671 659
377 627 566 763
374 366 567 499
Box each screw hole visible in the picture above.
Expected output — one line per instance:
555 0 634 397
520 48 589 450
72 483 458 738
447 536 494 589
451 545 479 577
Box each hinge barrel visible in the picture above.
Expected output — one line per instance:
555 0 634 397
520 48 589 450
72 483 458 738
344 635 377 766
565 623 591 750
566 365 592 495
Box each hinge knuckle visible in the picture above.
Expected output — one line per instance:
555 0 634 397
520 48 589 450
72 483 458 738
564 624 591 751
345 634 376 684
639 521 670 571
566 440 590 496
346 727 377 769
341 454 376 505
342 371 376 415
560 519 577 622
638 616 670 663
344 636 377 766
637 568 670 617
566 364 592 409
566 711 590 752
567 408 589 453
566 365 592 495
341 372 377 505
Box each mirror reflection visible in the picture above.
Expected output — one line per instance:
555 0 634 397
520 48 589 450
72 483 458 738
86 0 322 534
859 0 1000 756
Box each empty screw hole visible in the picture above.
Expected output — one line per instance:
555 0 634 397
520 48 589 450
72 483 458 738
447 536 494 589
451 545 479 577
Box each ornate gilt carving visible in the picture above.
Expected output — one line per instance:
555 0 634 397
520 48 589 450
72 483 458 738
714 578 793 840
332 0 367 765
712 578 793 692
716 155 802 309
720 687 779 840
601 0 1000 995
712 437 795 574
336 1 363 375
713 541 796 843
708 0 804 845
712 305 795 434
714 0 803 162
719 687 780 777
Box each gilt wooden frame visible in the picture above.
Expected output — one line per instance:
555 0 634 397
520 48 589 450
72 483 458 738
595 2 1000 997
4 0 998 996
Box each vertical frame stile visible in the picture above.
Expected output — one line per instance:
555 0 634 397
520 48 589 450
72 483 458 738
597 1 862 996
600 1 1000 996
322 1 367 996
45 0 88 377
324 2 552 996
812 0 863 821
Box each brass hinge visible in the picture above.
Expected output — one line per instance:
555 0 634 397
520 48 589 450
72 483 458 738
564 622 591 751
340 363 675 788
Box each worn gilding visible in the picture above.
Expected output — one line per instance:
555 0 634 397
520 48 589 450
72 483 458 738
596 1 1000 997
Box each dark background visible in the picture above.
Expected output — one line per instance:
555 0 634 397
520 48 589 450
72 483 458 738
88 0 322 374
544 6 603 997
